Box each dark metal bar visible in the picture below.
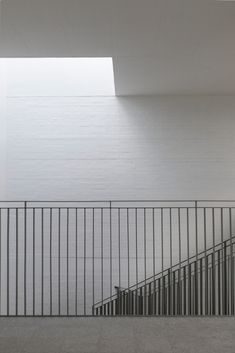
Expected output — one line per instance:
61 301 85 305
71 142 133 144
136 208 139 315
110 202 112 300
152 208 156 315
178 208 181 315
221 208 225 315
212 208 215 315
84 208 86 315
205 255 208 316
177 270 180 315
229 208 234 315
0 209 1 315
204 208 207 315
127 208 130 314
188 263 191 315
169 208 172 316
58 208 61 316
101 208 104 314
6 208 10 316
33 208 35 316
168 269 171 315
194 201 198 315
92 208 95 316
144 208 147 315
41 208 44 316
223 241 227 315
173 271 176 315
158 278 161 315
50 208 52 316
118 208 121 315
24 202 27 316
75 208 78 316
183 266 186 315
218 248 221 315
15 209 18 316
161 208 164 315
162 275 166 315
67 208 69 315
187 208 190 315
200 258 203 315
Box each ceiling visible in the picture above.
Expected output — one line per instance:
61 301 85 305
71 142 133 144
0 0 235 95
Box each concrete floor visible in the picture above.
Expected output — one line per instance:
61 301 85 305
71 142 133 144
0 317 234 353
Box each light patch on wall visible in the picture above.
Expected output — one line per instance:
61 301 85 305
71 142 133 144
0 58 115 96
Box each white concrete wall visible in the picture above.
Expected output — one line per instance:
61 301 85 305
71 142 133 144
6 95 235 201
0 60 7 199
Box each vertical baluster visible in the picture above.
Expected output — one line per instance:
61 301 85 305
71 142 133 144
144 208 147 315
183 266 186 315
41 208 44 316
0 209 1 315
58 208 61 316
118 208 121 315
224 241 227 315
152 208 156 315
136 208 139 315
24 202 27 316
7 208 9 316
92 208 95 316
169 208 173 316
50 208 52 316
33 208 35 316
161 208 164 315
173 271 176 315
84 208 86 316
229 208 234 315
195 202 198 315
178 208 181 315
15 209 18 316
204 208 207 316
127 209 130 314
218 247 221 316
110 203 112 301
200 258 203 315
75 208 78 316
212 208 216 315
67 208 69 315
187 208 190 315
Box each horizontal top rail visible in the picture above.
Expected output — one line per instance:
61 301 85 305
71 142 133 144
2 206 235 210
2 200 235 203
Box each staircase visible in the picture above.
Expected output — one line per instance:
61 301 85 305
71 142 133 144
94 236 235 316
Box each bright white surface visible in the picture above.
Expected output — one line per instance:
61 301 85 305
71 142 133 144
6 95 235 200
1 0 235 95
1 58 115 96
0 60 7 199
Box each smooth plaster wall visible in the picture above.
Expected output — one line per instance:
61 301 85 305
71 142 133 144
6 95 235 201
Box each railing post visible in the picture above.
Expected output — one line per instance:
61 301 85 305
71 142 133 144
194 201 198 315
110 201 113 303
223 240 227 315
24 201 27 316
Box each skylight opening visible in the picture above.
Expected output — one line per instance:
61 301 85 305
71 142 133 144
0 58 115 96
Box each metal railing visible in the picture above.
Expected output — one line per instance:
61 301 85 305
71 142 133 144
0 200 234 316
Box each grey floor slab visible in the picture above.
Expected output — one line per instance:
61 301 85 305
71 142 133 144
0 317 234 353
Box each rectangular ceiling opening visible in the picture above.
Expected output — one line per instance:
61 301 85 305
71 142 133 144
0 58 115 96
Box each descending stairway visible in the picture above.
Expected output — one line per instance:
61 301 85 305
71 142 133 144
93 236 235 316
